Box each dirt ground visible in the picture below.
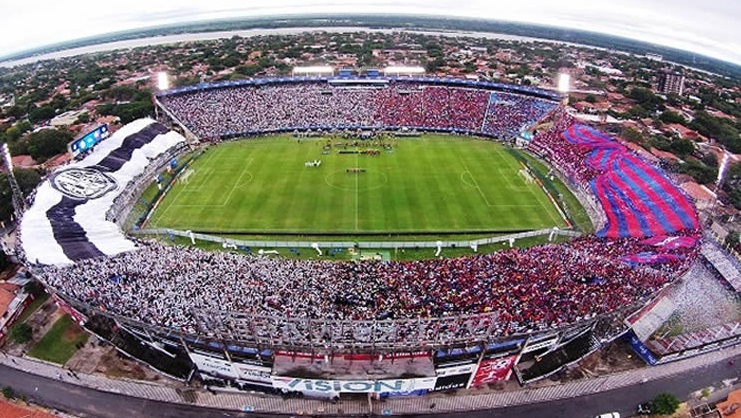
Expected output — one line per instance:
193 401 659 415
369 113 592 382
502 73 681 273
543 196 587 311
65 335 166 382
573 339 648 378
3 298 63 356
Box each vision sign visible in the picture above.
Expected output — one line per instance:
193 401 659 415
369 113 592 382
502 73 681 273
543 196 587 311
271 377 437 393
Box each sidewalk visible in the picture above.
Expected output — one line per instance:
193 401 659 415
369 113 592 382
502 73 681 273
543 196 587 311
1 344 740 416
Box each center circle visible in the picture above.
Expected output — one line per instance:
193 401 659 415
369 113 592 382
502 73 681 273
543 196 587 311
325 169 388 191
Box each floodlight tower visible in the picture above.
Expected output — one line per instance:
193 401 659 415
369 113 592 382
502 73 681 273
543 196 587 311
557 73 571 105
154 71 170 121
2 143 26 220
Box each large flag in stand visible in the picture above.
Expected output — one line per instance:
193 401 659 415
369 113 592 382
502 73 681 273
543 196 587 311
563 124 699 238
21 119 186 266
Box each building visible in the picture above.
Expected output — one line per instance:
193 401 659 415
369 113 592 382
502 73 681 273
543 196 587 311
0 399 59 418
0 281 33 343
718 388 741 418
657 71 686 95
50 109 87 127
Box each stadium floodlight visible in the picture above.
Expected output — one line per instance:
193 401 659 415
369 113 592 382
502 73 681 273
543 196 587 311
292 66 334 76
157 72 170 91
2 142 11 170
557 73 571 94
2 142 26 217
383 66 426 75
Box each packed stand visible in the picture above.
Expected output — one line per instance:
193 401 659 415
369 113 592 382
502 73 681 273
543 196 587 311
481 92 557 138
159 81 554 139
528 108 600 186
373 85 490 131
35 234 698 341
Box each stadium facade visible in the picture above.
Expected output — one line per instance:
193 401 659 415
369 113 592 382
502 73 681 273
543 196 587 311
18 76 717 397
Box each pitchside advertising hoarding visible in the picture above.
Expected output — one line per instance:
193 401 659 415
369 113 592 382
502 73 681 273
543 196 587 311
432 364 476 391
52 295 88 324
271 377 438 393
470 354 518 386
189 353 272 386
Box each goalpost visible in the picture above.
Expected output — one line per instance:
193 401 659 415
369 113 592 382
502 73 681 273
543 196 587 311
518 169 535 184
179 168 195 184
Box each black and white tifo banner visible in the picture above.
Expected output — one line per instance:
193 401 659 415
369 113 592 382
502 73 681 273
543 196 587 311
21 119 185 266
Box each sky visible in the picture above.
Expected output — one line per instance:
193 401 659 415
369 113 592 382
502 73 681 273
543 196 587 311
0 0 739 65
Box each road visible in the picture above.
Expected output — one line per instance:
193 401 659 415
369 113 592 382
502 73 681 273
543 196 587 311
1 356 739 418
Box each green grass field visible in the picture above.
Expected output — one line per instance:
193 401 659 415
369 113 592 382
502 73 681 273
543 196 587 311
28 315 89 364
147 135 568 234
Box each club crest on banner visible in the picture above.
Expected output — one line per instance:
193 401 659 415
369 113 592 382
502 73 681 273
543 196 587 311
50 167 118 200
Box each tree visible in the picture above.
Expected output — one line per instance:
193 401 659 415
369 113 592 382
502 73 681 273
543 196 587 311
621 127 644 144
702 153 718 168
726 231 740 248
16 120 32 134
650 393 680 415
3 105 26 119
28 105 56 124
1 386 13 400
24 281 45 298
659 111 686 125
8 323 32 344
0 169 42 223
75 112 90 124
584 94 597 103
23 129 73 162
671 159 716 184
4 125 21 141
669 138 695 157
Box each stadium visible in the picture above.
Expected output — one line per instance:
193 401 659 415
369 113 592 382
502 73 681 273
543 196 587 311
17 71 709 395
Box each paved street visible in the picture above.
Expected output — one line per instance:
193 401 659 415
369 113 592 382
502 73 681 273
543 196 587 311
1 351 739 418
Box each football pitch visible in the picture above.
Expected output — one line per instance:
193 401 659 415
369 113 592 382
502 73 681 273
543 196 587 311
147 135 568 234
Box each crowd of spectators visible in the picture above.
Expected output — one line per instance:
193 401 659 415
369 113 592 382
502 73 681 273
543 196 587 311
159 81 555 139
527 108 601 186
35 234 698 341
482 92 557 138
26 79 704 346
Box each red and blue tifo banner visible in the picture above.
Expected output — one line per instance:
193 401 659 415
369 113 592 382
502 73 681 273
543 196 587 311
619 252 681 267
640 235 699 250
562 124 699 238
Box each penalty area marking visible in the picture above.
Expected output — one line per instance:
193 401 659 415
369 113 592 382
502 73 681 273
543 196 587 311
494 147 563 226
171 159 254 208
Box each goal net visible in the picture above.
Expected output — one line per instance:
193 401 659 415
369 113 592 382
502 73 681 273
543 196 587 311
518 169 535 184
179 168 195 184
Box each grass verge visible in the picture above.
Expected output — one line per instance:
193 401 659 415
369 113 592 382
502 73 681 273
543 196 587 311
28 315 89 365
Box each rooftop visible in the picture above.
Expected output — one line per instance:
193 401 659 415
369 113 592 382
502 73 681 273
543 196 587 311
718 388 741 418
0 399 57 418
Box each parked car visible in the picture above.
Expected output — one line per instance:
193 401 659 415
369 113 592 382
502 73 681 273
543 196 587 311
595 413 620 418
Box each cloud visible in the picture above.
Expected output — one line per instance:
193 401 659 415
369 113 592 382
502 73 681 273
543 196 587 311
0 0 738 65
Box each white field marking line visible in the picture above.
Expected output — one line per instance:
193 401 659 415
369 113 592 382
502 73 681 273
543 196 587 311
175 159 254 208
494 147 562 225
220 160 254 206
149 150 226 223
459 170 539 207
179 145 228 192
459 171 476 188
181 168 214 192
459 160 494 207
150 173 193 224
496 168 519 190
